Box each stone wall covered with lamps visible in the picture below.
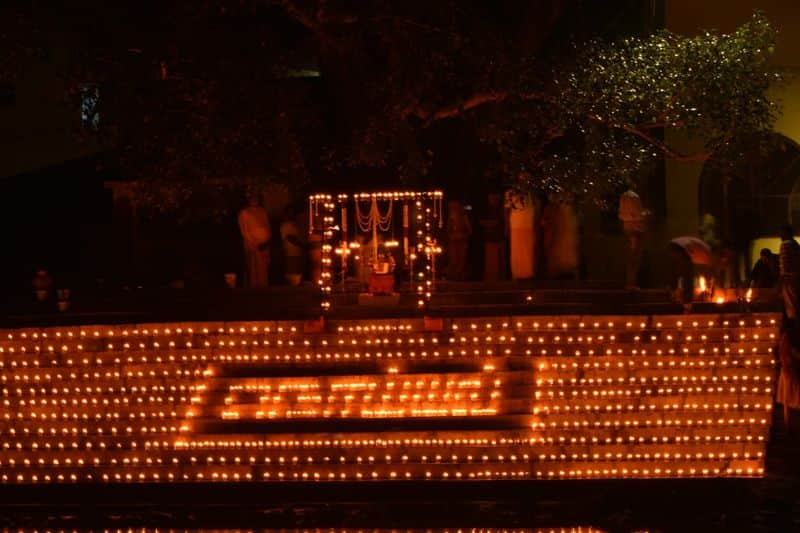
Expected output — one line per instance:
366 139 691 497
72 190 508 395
0 312 779 484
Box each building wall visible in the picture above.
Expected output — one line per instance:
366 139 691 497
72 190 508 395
664 1 800 239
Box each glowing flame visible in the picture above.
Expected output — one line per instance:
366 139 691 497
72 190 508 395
745 288 753 302
715 296 725 305
698 276 707 293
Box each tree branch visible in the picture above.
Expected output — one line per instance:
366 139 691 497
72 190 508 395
619 123 715 161
404 89 715 162
636 121 684 130
405 91 552 123
276 0 319 32
587 114 714 162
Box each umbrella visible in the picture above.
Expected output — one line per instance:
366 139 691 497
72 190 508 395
670 236 713 265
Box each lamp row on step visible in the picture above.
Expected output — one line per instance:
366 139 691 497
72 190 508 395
0 449 764 468
0 349 776 373
0 462 766 483
0 331 778 354
0 316 780 345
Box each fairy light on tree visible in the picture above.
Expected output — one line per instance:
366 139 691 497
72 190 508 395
525 12 782 201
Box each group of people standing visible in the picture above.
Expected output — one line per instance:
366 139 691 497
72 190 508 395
771 224 800 436
445 190 583 283
237 195 306 288
239 189 588 290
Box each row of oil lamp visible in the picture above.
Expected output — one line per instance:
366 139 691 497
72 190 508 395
1 425 188 434
0 330 779 354
0 433 768 455
535 357 772 369
0 407 773 433
0 340 776 358
0 432 769 448
0 449 767 466
0 465 766 483
535 374 773 385
219 408 502 420
0 323 779 348
0 315 779 342
0 378 775 398
0 436 769 453
5 406 775 424
0 342 777 367
0 381 774 400
3 386 194 395
0 341 778 363
536 385 771 396
0 351 775 373
0 362 776 390
0 403 771 421
5 331 777 349
0 451 769 464
0 400 773 413
2 367 774 384
0 314 779 344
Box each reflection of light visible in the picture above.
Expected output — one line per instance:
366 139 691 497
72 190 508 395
715 296 725 305
384 240 400 248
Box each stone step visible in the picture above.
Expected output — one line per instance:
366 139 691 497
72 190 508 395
197 414 535 434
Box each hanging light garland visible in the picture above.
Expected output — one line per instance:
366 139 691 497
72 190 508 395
355 196 394 264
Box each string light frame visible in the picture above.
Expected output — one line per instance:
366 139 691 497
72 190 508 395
309 194 337 312
311 190 444 312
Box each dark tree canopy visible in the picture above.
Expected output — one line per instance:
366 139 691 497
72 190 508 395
0 1 781 214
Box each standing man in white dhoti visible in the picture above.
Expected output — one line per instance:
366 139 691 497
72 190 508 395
238 195 271 288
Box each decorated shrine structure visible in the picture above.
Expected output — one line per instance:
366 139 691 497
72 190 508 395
309 191 444 311
0 311 779 485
